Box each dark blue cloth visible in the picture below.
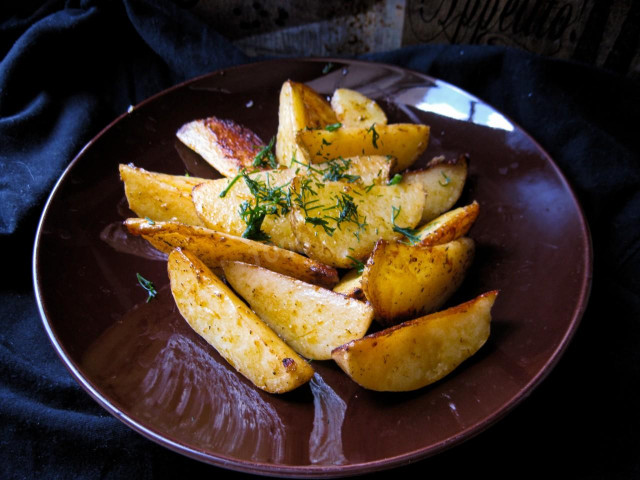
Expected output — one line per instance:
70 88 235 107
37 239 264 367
1 1 639 478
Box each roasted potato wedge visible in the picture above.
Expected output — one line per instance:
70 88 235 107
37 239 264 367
331 290 498 392
176 117 268 178
291 155 395 186
403 154 468 223
415 201 480 246
290 178 425 268
125 218 339 288
192 168 298 251
119 163 205 226
332 268 365 300
191 156 397 252
276 80 338 167
330 88 387 128
168 248 314 393
362 237 475 325
296 123 429 172
223 262 374 360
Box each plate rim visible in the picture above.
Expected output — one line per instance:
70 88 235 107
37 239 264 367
32 56 593 477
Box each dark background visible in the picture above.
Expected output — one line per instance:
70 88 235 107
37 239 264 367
1 1 639 478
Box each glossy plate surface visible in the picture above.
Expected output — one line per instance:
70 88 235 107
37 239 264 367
33 58 592 477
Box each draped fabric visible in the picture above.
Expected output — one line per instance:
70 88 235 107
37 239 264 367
1 2 638 478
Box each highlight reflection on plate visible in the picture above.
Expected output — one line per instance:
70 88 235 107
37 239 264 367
33 58 591 477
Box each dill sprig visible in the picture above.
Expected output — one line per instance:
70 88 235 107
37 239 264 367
438 170 451 186
388 173 403 185
305 216 336 236
367 123 380 148
252 136 278 169
346 255 366 274
391 206 421 244
322 157 360 183
136 273 157 302
239 201 270 241
325 122 342 132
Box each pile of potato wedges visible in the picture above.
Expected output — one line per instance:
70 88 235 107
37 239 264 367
120 80 498 393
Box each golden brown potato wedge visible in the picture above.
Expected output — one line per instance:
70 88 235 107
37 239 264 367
330 88 387 128
291 155 395 186
119 163 205 226
191 156 397 252
276 80 338 167
289 178 425 268
295 123 430 172
331 290 498 392
168 248 314 394
362 237 475 325
415 201 480 246
191 168 299 251
124 218 339 288
176 117 268 178
223 261 374 360
332 268 365 300
403 154 468 224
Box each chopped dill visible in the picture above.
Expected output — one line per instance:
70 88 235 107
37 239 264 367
136 273 157 302
238 201 270 241
388 173 403 185
325 122 342 132
219 171 244 198
322 157 360 183
367 123 379 148
346 255 365 274
305 216 335 236
438 170 451 186
252 136 277 169
391 206 421 244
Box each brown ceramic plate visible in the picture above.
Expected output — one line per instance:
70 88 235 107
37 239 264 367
33 58 592 477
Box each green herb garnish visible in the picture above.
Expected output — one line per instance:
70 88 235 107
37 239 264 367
388 173 403 185
136 273 157 302
391 206 421 244
252 136 277 169
219 171 244 198
367 123 379 148
305 216 336 236
322 62 335 74
144 216 155 225
325 122 342 132
322 157 360 183
238 201 270 241
438 170 451 186
346 255 365 274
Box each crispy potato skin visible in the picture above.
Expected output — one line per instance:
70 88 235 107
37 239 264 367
125 218 339 288
403 154 468 224
332 268 365 300
276 80 337 167
223 262 374 360
331 291 498 392
289 179 425 268
296 124 429 172
362 237 475 325
119 164 205 226
416 201 480 246
330 88 388 128
176 117 267 178
168 248 314 394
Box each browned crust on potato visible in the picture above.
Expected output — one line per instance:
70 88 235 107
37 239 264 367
331 290 499 354
124 218 339 288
